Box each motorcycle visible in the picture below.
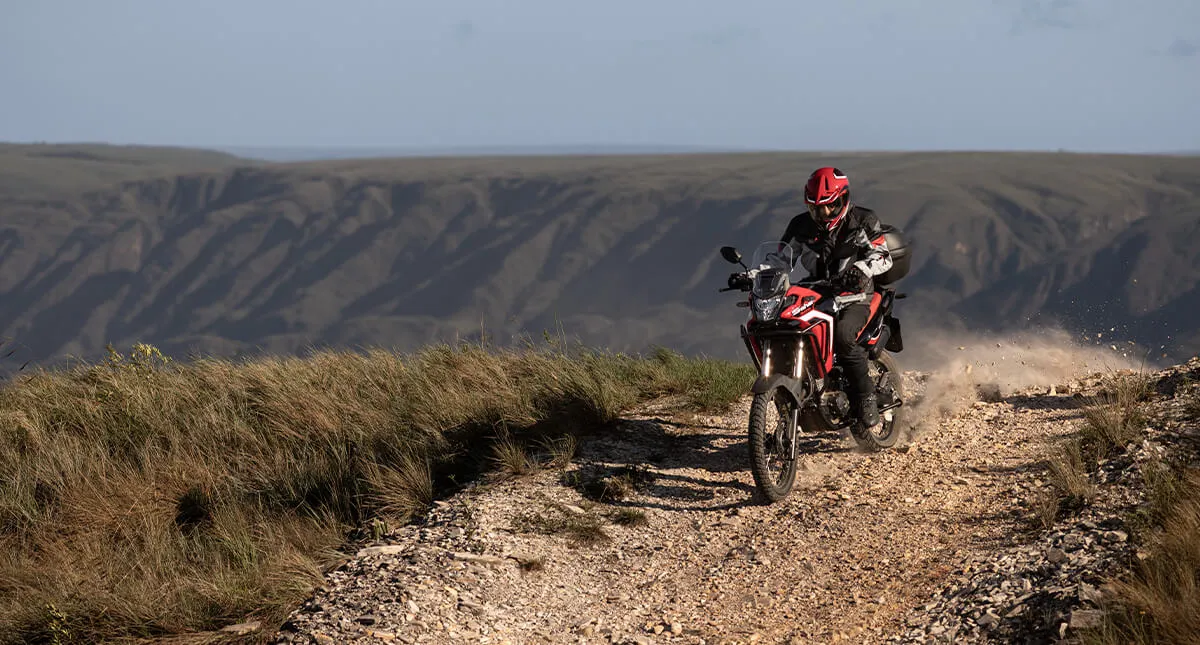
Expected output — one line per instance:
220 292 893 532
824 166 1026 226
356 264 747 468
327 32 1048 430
718 241 908 502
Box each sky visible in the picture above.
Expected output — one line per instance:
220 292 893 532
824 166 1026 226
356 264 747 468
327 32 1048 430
1 0 1198 153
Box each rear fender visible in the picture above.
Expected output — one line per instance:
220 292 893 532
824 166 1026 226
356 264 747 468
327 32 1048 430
751 374 806 407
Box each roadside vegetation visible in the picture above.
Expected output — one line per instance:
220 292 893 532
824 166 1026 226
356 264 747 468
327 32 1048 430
1084 371 1200 645
0 341 752 644
1034 371 1153 528
1034 367 1200 645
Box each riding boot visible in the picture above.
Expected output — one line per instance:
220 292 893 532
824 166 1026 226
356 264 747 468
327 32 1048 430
857 391 880 428
834 303 880 428
845 351 880 428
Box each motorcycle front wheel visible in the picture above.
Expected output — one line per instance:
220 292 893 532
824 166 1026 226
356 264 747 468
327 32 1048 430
748 386 799 503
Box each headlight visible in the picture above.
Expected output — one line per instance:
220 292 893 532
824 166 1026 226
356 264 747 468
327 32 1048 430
752 295 784 321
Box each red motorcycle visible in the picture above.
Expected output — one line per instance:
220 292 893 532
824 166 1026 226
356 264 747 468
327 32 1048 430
719 239 909 502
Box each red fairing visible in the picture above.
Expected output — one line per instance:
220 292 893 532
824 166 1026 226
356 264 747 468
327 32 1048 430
807 317 834 376
783 285 836 376
779 285 820 321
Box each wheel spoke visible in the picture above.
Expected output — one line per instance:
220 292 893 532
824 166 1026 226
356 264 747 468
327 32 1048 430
748 388 799 501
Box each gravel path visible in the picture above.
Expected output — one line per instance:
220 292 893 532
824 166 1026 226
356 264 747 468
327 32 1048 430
271 351 1194 645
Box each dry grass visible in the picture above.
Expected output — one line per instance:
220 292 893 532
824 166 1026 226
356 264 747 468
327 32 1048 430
0 341 753 644
511 505 612 547
1077 371 1200 645
1036 371 1154 527
645 347 756 411
491 433 539 478
489 428 579 479
1035 441 1098 528
1077 371 1153 460
1083 471 1200 645
537 434 577 469
1031 489 1061 530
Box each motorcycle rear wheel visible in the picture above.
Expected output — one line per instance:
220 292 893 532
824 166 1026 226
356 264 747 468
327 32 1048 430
850 352 906 451
748 387 799 503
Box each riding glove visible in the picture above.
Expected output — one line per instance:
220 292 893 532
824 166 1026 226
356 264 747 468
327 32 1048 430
835 266 872 294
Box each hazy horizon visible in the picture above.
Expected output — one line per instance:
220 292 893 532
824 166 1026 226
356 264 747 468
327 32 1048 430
4 0 1198 153
6 142 1198 163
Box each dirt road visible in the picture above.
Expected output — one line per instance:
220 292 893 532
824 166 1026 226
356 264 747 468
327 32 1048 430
272 341 1141 645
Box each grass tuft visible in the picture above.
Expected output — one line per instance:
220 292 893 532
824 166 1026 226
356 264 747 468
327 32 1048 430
1083 471 1200 645
491 433 538 478
511 505 612 547
1036 371 1153 527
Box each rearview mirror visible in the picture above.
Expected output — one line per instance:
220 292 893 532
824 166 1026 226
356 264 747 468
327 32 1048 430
720 246 742 264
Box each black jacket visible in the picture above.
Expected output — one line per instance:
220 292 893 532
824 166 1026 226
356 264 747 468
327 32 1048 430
780 205 893 281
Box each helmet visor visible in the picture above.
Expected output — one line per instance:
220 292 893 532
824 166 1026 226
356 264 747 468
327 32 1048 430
808 196 846 223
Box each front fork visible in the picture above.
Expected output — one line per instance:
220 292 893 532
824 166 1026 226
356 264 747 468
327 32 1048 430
758 333 806 465
789 338 803 462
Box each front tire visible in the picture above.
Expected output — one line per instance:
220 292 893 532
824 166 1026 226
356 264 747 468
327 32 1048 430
850 352 906 451
748 387 799 502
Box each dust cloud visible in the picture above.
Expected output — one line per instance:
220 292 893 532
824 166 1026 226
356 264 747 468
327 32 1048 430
899 326 1148 441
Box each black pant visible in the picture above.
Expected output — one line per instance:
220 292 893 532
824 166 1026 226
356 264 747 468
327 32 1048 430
834 302 872 400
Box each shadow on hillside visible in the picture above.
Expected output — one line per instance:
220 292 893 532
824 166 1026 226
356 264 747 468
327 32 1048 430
567 415 852 512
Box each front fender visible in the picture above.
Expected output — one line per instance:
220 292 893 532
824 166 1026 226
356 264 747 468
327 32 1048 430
751 374 806 407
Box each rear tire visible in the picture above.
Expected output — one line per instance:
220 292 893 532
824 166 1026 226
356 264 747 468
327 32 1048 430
748 387 799 502
850 352 906 451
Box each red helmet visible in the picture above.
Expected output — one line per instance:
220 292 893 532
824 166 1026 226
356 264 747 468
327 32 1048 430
804 167 851 232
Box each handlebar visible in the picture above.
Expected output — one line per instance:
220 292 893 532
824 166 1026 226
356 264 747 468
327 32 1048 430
719 275 874 308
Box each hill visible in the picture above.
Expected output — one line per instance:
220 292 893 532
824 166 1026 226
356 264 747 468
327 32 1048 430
215 144 750 162
1 148 1199 368
0 142 254 198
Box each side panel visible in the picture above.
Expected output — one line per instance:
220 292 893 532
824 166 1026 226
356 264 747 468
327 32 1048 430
779 285 821 321
797 310 835 376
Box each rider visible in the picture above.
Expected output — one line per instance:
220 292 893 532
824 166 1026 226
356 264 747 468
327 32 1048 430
780 167 893 430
